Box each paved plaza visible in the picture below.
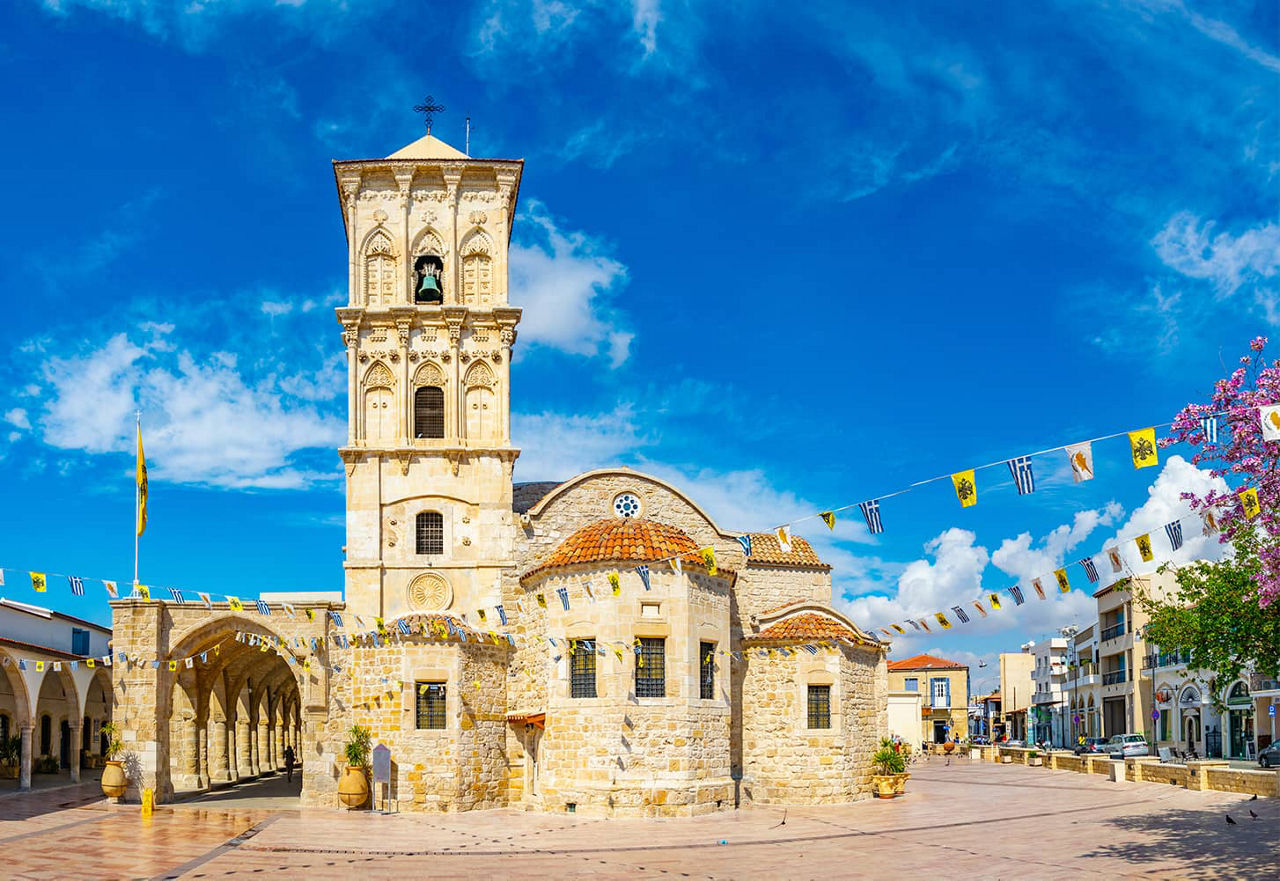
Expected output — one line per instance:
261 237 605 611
0 758 1275 879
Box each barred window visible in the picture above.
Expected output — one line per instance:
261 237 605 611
416 511 444 555
635 637 666 698
414 386 445 439
807 684 831 730
570 639 597 698
699 642 716 700
415 681 446 729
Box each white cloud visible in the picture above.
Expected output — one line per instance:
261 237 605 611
512 404 648 481
35 331 344 489
508 201 632 365
991 503 1124 583
1152 211 1280 296
1093 454 1232 582
3 409 30 430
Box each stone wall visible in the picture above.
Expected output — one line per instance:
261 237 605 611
741 643 885 805
1205 767 1280 798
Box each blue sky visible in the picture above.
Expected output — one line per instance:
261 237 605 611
0 0 1276 680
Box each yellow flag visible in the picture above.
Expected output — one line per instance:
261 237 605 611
934 611 952 630
890 624 905 634
1239 487 1260 519
608 571 622 595
988 592 1002 610
375 617 386 633
951 470 977 507
168 660 178 672
136 425 149 536
820 511 836 530
137 584 151 602
536 593 547 608
701 547 717 576
1136 533 1154 562
1129 428 1158 469
30 572 46 593
35 661 44 672
1054 568 1070 593
226 595 243 611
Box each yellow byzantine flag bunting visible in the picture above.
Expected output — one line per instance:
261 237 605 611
701 547 717 576
951 470 977 507
1136 533 1154 562
136 424 149 536
820 511 836 530
934 611 952 630
988 592 1002 610
226 596 244 611
1129 428 1158 469
136 584 151 602
608 572 622 595
1239 487 1260 519
31 572 46 593
1054 568 1070 593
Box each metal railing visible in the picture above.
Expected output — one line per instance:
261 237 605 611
1102 669 1128 685
1100 622 1125 642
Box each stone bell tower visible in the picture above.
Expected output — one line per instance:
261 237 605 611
333 131 523 621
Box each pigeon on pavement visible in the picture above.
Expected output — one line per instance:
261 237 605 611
1226 815 1237 825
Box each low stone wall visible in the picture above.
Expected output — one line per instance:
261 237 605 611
1206 767 1280 798
991 749 1279 798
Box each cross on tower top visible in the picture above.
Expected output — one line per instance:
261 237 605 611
413 95 446 134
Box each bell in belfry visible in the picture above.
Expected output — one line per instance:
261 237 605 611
417 272 442 303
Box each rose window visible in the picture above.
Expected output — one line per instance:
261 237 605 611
613 492 641 518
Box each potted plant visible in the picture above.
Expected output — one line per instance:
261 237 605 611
0 734 19 779
338 724 371 808
1027 749 1043 767
100 722 127 798
872 738 907 798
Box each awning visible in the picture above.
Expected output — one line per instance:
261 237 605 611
506 711 546 729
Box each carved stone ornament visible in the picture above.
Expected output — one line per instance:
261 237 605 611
395 320 411 347
408 572 453 612
408 351 419 362
461 537 471 546
358 352 369 363
459 351 471 364
414 362 445 387
491 350 502 363
468 210 488 225
365 362 395 389
372 208 389 223
464 361 495 388
500 328 515 346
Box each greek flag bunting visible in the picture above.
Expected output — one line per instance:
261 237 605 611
635 564 651 591
951 605 970 624
1081 557 1100 584
397 619 411 636
858 499 883 535
169 588 185 604
906 620 921 631
556 586 570 610
495 604 507 625
1010 585 1025 605
69 575 84 596
1165 520 1184 552
1007 456 1035 495
1201 415 1218 444
256 599 271 616
329 610 343 627
736 534 752 557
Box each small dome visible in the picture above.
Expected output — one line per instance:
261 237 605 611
523 517 704 580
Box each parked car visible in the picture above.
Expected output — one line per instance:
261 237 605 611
972 736 990 745
1074 737 1107 755
1105 733 1150 758
1005 739 1024 747
1258 741 1280 769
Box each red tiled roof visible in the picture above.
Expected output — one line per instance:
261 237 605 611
522 518 709 580
0 636 82 661
745 533 830 570
887 652 968 671
743 612 860 644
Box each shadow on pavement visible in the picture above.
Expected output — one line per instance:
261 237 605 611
1084 798 1280 879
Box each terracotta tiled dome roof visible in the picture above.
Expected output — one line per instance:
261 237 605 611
522 517 706 580
743 612 861 644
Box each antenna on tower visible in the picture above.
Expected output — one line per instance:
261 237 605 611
466 117 471 156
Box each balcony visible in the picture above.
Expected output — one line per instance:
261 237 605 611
1102 669 1129 686
1100 622 1126 642
1143 650 1191 669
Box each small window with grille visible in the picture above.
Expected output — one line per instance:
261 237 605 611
415 681 447 729
570 639 597 698
416 511 444 555
635 637 666 698
807 684 831 730
415 386 445 438
699 642 715 700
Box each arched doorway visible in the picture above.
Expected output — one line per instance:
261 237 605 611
1225 681 1254 759
1179 685 1202 755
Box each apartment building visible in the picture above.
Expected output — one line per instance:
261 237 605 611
1063 623 1100 742
1026 637 1069 746
886 654 969 745
998 651 1034 742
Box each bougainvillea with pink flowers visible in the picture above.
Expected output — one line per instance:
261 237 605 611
1159 336 1279 607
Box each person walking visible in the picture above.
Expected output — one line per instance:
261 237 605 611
283 745 296 782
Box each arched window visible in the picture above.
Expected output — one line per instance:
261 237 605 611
363 230 397 306
414 387 445 439
464 362 496 441
416 512 444 555
462 253 492 305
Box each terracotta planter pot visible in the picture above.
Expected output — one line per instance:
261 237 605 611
893 772 910 795
873 775 899 798
943 741 956 754
101 760 127 798
338 766 369 809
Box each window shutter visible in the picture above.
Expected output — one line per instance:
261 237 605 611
414 387 445 438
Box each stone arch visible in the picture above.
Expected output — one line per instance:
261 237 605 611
459 229 495 306
362 361 396 443
414 361 445 387
34 667 78 773
525 468 735 539
411 226 448 260
362 227 399 306
0 648 33 729
463 361 497 441
459 228 493 257
364 361 396 389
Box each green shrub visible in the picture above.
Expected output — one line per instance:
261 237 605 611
345 725 372 769
873 745 906 775
34 756 59 774
99 722 123 761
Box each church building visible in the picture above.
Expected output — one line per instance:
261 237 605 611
110 131 889 816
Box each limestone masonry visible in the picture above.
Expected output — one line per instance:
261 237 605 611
112 132 889 815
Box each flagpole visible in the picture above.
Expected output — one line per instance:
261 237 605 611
133 409 140 590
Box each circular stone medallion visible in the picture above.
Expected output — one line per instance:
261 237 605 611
408 572 452 612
